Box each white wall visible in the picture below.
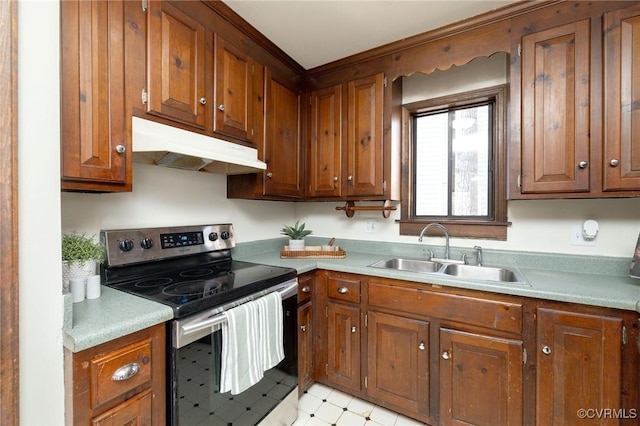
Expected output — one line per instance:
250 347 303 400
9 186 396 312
18 1 65 424
61 165 297 241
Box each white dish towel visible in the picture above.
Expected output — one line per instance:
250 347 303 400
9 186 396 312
255 291 285 370
220 300 263 395
220 291 285 395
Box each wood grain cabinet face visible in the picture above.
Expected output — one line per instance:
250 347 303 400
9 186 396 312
520 20 591 194
298 301 314 393
603 5 640 191
536 308 622 426
213 34 256 142
90 389 152 426
264 74 302 197
60 0 130 191
327 302 361 392
146 1 206 128
309 85 343 198
439 328 523 426
367 311 430 417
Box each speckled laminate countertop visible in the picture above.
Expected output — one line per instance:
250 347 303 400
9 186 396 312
62 237 640 352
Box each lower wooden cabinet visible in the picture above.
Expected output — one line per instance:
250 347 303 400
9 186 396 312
536 308 624 425
439 328 523 426
65 323 166 426
367 311 429 417
313 270 638 426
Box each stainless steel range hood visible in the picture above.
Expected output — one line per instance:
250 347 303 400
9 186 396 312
132 117 266 175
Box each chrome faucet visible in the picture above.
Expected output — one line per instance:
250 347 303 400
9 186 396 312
418 223 450 260
474 245 483 266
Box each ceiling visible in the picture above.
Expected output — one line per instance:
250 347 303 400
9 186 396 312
223 0 521 70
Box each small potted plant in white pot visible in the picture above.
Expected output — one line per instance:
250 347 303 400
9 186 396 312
61 231 104 292
280 220 312 251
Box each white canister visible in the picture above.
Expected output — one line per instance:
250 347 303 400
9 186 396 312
86 275 101 300
70 277 85 303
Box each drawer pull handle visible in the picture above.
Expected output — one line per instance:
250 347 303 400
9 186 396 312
111 362 140 382
302 285 311 293
337 286 349 294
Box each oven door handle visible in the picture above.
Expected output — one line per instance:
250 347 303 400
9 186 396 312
179 280 299 337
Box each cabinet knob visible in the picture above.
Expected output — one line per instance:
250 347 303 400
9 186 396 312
337 286 349 294
301 285 311 293
347 175 353 181
111 362 140 382
199 97 207 105
610 158 619 167
542 345 552 355
351 326 357 333
218 104 225 111
300 325 307 332
333 176 339 182
115 145 126 154
266 172 273 178
441 351 450 360
578 161 588 169
418 342 425 351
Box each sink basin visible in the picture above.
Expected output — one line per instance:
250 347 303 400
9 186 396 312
441 263 527 284
369 257 442 273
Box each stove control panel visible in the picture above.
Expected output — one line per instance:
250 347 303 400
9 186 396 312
101 224 235 266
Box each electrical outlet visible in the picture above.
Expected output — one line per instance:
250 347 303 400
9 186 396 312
570 224 596 246
365 219 376 233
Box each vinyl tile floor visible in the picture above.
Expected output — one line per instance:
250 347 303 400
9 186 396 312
293 383 427 426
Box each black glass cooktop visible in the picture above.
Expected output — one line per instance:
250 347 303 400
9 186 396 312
106 259 297 318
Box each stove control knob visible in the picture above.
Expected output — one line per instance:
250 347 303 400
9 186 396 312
119 239 134 252
140 237 153 249
208 232 219 241
221 231 230 240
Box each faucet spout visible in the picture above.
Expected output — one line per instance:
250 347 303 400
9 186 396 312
418 223 450 260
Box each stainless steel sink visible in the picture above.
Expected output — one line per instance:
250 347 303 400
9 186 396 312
369 257 442 273
368 257 529 285
441 263 526 284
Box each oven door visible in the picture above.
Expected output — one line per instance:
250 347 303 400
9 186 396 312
169 279 299 426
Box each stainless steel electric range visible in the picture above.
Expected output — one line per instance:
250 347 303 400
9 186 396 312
100 224 299 426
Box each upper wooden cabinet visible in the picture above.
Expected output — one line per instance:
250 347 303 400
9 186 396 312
511 1 640 199
603 4 640 191
307 73 393 200
520 20 591 194
213 34 259 142
263 73 303 197
146 1 206 129
60 0 132 192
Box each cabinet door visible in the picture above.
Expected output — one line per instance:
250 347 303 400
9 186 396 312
264 74 302 197
298 301 314 393
520 20 591 193
147 1 206 128
367 311 429 417
440 328 523 426
309 85 343 198
213 34 254 141
91 389 152 426
327 302 360 392
603 5 640 191
347 73 384 197
536 308 622 426
60 0 129 191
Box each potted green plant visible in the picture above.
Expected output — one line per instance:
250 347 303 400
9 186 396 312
280 220 312 251
61 231 105 292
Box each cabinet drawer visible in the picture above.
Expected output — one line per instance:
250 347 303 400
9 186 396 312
90 338 152 408
327 276 360 303
298 276 313 304
369 281 522 335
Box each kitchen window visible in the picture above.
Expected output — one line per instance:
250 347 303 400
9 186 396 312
399 85 509 240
